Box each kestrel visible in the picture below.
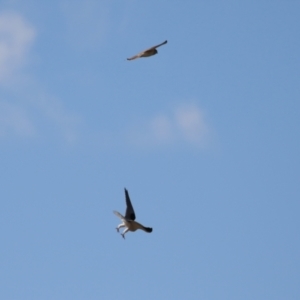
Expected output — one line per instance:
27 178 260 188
127 40 167 60
113 188 153 239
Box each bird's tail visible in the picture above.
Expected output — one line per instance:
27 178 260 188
143 227 153 233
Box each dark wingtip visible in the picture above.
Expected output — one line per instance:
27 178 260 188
145 227 153 233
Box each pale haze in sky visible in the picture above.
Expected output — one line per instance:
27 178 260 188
0 1 299 299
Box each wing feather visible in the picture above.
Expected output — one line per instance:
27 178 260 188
127 54 140 61
124 188 136 220
113 210 125 221
147 40 167 50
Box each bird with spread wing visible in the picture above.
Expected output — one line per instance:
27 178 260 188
127 40 167 61
113 188 153 239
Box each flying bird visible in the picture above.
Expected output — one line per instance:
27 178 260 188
113 188 153 239
127 40 167 61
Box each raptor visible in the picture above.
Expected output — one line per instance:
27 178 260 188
127 40 167 60
113 188 153 239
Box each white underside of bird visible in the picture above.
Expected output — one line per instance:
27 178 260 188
114 211 152 237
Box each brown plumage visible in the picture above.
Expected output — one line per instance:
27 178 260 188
127 40 167 61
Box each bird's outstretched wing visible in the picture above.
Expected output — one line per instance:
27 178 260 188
147 40 167 51
113 210 125 221
127 40 167 60
127 54 140 61
124 188 136 220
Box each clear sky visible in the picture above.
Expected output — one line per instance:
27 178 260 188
0 1 299 299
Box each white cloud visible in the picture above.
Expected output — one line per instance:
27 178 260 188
0 11 36 82
175 104 209 144
0 101 36 138
128 103 211 149
150 114 174 143
0 12 81 144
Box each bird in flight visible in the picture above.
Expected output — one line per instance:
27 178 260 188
127 40 167 61
113 188 153 239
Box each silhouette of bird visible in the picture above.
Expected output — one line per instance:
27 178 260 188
113 188 153 239
127 40 167 60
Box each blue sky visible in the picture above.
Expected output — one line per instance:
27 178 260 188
0 1 299 299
